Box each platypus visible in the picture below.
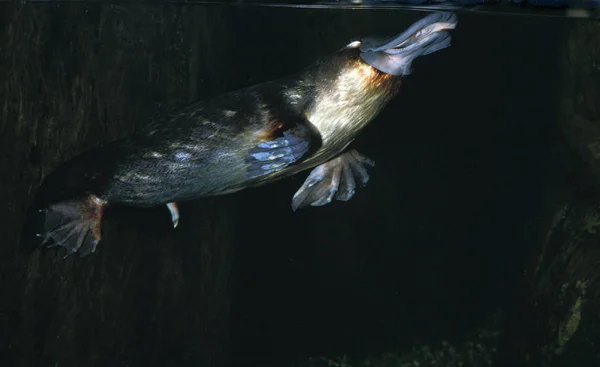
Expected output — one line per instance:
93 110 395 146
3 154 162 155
33 12 458 256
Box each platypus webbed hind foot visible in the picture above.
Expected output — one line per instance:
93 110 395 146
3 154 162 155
38 194 106 257
291 150 374 211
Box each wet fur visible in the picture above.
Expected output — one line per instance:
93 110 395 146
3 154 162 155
41 47 401 208
27 12 456 256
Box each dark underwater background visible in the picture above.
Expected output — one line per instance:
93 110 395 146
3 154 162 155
1 2 598 367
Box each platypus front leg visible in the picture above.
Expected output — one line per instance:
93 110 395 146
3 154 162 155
291 149 375 211
37 194 106 257
245 126 313 180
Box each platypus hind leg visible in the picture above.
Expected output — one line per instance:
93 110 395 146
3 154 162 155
38 194 106 257
291 149 375 211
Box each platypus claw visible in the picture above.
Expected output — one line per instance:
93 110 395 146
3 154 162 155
166 202 179 228
291 149 375 211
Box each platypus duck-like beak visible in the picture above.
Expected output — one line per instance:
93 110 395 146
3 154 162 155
359 12 457 76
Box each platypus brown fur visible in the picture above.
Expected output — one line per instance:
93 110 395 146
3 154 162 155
32 12 458 256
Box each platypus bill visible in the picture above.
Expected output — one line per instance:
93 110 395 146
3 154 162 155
33 12 458 256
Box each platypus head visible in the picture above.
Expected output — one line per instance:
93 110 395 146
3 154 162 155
358 12 457 76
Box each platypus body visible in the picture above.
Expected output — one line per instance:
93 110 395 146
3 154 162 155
34 12 458 256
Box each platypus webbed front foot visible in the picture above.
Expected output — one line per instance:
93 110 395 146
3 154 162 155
245 125 315 179
292 150 374 211
37 194 106 257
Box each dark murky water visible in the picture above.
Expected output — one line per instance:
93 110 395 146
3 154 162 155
1 2 598 367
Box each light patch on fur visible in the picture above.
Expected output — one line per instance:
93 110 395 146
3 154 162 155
115 172 161 183
306 60 393 145
175 151 192 162
145 151 163 158
287 93 302 105
346 40 361 49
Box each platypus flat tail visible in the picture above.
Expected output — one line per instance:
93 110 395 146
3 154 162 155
38 194 107 257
